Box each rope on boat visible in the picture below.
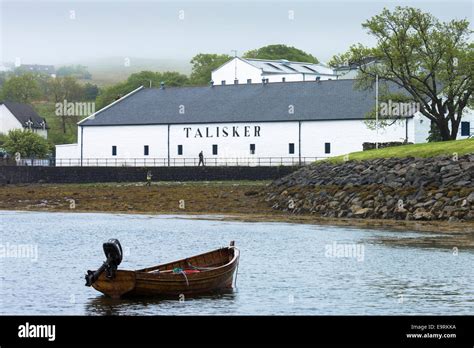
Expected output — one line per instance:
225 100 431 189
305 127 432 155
234 261 239 289
180 271 189 286
173 268 189 286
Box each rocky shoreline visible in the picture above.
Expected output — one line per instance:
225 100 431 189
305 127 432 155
265 155 474 222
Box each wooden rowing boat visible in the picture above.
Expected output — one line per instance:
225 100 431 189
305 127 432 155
86 241 240 299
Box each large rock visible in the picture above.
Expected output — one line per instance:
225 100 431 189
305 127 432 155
265 154 474 222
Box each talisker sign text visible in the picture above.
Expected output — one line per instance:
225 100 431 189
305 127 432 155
184 125 261 138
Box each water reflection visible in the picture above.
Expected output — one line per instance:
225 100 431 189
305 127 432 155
85 291 237 316
1 211 473 315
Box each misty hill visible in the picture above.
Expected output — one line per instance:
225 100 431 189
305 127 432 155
68 57 191 86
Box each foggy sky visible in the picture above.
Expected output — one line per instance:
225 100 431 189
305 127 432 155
1 0 472 65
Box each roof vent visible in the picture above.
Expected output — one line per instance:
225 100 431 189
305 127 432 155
160 81 165 89
209 80 214 87
280 59 290 65
315 76 321 82
262 78 269 85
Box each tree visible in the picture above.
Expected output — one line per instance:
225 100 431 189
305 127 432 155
3 129 51 158
96 71 189 109
1 73 41 103
83 83 100 101
189 54 232 85
126 71 189 88
47 76 84 134
56 65 92 79
330 7 473 141
243 44 318 63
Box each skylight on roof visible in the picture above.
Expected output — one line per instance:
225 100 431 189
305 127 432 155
265 63 282 71
282 64 297 72
302 65 318 73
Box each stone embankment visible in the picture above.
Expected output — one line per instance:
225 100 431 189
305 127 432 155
265 155 474 221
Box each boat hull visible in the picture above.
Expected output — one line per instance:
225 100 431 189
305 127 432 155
91 245 239 299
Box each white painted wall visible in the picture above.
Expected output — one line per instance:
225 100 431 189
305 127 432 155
0 104 48 139
301 119 413 157
412 108 474 143
57 119 416 166
457 108 474 140
212 58 335 86
78 125 168 166
169 122 300 165
413 112 431 143
212 59 262 86
0 104 23 135
56 114 474 166
55 144 79 166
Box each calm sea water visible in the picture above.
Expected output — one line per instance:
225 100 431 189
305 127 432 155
0 210 472 315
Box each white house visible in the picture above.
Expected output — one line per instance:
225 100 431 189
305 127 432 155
55 79 440 167
211 57 337 86
0 101 48 138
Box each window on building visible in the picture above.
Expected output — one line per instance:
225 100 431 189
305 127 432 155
461 121 470 136
177 145 183 155
282 77 286 82
289 143 295 154
112 146 117 156
250 144 256 155
221 80 226 85
212 144 218 155
144 145 149 156
247 79 252 84
234 79 239 84
325 143 331 154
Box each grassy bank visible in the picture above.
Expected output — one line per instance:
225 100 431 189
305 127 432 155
327 138 474 163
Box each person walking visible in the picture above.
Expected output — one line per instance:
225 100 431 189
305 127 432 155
198 151 205 166
146 170 152 186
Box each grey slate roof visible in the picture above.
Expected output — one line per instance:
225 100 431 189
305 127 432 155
80 79 410 127
1 101 47 129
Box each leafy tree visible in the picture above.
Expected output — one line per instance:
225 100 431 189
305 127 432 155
127 71 189 88
56 65 92 79
1 73 41 103
243 44 318 63
95 81 130 110
189 54 231 85
47 76 85 134
96 71 189 109
427 121 443 142
83 83 100 101
2 129 51 158
331 7 473 141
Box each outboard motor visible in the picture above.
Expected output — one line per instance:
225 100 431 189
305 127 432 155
85 239 123 286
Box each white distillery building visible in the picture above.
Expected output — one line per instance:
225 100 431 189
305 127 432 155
211 57 337 86
0 101 48 138
55 79 472 167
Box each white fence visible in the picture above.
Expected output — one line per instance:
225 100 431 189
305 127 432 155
54 157 325 167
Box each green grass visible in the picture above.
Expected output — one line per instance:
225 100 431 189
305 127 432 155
327 138 474 164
